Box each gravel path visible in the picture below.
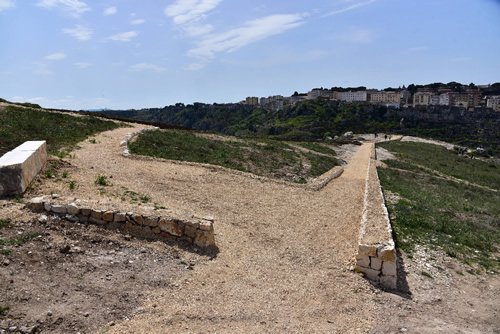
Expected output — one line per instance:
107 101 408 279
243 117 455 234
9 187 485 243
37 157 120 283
37 124 381 333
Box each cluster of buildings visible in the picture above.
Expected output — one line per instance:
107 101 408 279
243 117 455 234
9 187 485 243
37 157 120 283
242 86 500 112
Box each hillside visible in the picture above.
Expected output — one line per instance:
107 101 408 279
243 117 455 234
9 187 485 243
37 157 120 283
99 100 500 155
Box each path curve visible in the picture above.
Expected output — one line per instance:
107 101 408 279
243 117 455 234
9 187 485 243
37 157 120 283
38 124 382 333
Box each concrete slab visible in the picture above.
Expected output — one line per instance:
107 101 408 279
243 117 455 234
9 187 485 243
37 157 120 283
0 141 47 196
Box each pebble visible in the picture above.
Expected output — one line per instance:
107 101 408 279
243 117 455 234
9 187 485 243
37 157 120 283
47 311 52 316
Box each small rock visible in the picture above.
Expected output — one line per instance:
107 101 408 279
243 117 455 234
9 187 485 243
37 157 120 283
38 215 48 224
59 245 71 254
8 327 17 333
51 193 60 199
47 311 52 316
83 312 90 318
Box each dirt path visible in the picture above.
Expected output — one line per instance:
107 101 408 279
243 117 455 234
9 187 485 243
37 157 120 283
30 124 381 333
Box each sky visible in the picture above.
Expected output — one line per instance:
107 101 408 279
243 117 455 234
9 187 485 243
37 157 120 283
1 0 500 110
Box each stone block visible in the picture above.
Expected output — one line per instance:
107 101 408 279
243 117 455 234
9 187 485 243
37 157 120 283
67 203 80 215
359 267 380 281
199 221 213 231
184 220 200 229
78 215 89 223
158 218 183 236
27 197 45 212
355 255 370 268
113 212 126 222
91 209 103 220
152 227 161 234
184 225 197 239
194 230 215 248
379 275 397 290
382 261 397 276
44 201 51 212
379 246 396 262
102 211 114 222
160 232 177 240
132 214 143 225
144 216 158 227
358 244 377 257
89 217 106 225
51 204 67 214
0 141 47 196
371 257 382 271
80 208 91 216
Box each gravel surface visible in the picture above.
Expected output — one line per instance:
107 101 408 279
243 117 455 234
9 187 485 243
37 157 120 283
29 124 381 333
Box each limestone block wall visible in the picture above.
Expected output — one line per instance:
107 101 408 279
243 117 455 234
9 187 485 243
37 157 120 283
0 141 47 196
27 196 215 248
120 127 159 157
355 143 397 289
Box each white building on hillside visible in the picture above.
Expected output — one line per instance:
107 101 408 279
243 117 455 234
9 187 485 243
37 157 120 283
337 91 367 102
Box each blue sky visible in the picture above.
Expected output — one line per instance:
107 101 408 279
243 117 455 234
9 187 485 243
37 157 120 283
1 0 499 110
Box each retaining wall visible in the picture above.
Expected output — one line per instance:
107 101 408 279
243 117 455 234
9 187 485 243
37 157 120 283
0 141 47 196
27 196 215 248
355 143 397 289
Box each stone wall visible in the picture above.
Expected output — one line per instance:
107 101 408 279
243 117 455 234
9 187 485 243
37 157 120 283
355 143 397 289
120 127 159 157
27 196 215 248
0 141 47 196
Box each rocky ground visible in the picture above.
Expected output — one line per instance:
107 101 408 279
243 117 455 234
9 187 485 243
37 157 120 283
0 123 498 333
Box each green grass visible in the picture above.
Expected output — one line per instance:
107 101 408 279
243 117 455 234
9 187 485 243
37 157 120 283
128 129 340 181
0 306 9 315
0 233 41 247
298 142 337 156
0 105 123 157
379 141 500 189
95 175 111 186
377 141 500 271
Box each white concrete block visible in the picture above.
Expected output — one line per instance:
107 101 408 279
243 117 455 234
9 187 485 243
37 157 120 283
0 141 47 196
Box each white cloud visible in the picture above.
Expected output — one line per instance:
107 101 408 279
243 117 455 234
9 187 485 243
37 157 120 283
62 25 92 41
165 0 221 25
188 14 306 59
36 0 90 17
45 52 66 60
0 0 15 12
185 63 206 71
183 23 214 37
128 63 167 73
332 27 375 44
131 19 145 25
323 0 376 17
108 31 139 42
408 46 428 52
33 63 54 76
103 6 116 16
74 62 92 68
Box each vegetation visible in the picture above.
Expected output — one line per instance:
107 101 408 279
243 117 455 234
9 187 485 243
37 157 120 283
0 105 123 156
128 129 339 182
378 141 500 271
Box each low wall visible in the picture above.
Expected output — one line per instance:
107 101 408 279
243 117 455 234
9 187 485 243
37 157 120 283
355 143 397 289
120 127 159 157
0 141 47 196
27 196 215 248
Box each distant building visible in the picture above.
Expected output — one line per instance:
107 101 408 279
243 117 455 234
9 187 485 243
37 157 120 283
308 88 331 100
244 96 259 105
486 96 500 111
337 91 367 102
260 95 284 111
413 92 433 106
369 91 401 104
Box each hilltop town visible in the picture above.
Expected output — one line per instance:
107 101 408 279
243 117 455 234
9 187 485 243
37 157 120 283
242 82 500 112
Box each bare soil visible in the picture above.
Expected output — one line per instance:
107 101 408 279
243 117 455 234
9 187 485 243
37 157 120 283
1 121 498 333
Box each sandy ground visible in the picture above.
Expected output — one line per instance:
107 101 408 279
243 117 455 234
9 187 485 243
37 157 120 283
1 120 498 333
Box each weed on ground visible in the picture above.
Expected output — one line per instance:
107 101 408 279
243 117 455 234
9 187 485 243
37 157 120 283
378 141 500 272
128 129 339 182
